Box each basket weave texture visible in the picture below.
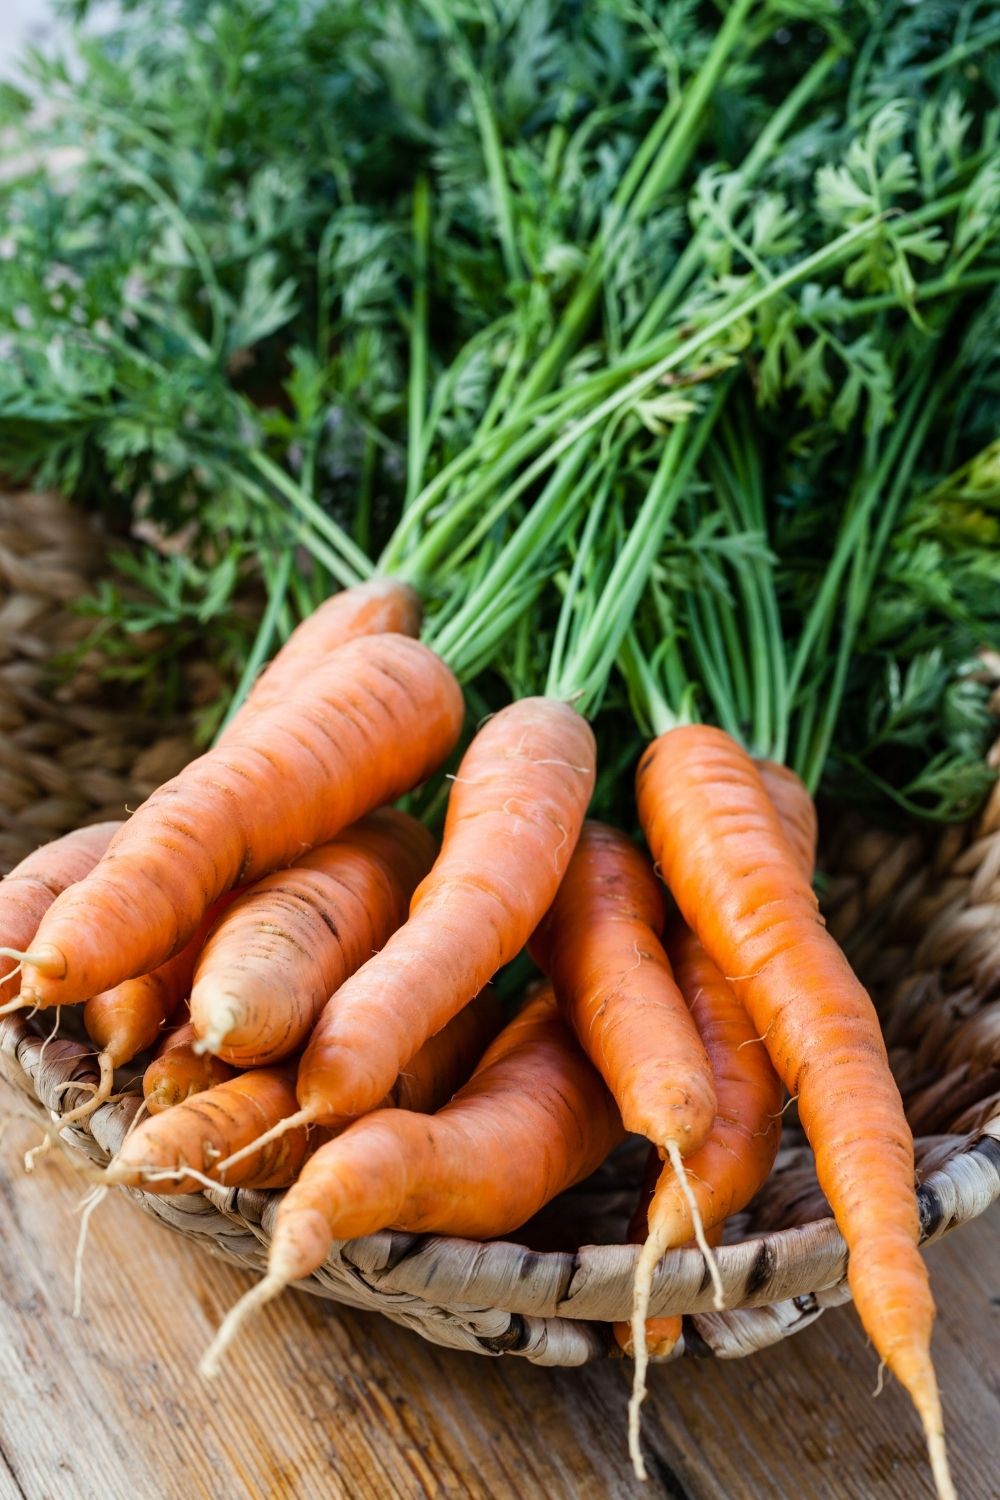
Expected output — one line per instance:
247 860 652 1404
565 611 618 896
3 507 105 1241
1 495 998 1367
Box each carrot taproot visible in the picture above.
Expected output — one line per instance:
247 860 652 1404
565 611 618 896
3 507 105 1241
13 634 464 1009
529 820 717 1153
71 892 240 1124
143 1022 237 1115
190 810 436 1065
624 761 807 1471
120 985 502 1191
636 724 952 1498
201 983 624 1373
219 578 421 742
276 697 595 1128
0 823 120 1004
612 1155 724 1362
104 1068 314 1193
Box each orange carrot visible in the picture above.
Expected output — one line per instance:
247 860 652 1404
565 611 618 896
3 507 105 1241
219 578 422 742
201 984 623 1372
105 1069 314 1193
143 1022 237 1115
14 634 463 1008
74 892 239 1122
190 810 436 1065
530 820 717 1154
285 697 595 1125
390 985 503 1112
0 823 120 1003
636 724 951 1496
124 986 502 1190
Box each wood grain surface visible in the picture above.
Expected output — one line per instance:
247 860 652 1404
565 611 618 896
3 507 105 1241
0 1115 997 1500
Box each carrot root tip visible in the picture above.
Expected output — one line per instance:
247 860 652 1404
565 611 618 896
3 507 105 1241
53 1052 115 1127
214 1108 313 1178
927 1427 956 1500
191 1013 237 1058
665 1140 724 1313
73 1186 109 1317
199 1271 289 1380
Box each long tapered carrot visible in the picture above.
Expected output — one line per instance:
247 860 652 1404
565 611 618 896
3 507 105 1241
0 823 121 1003
143 1022 237 1115
219 578 422 742
529 820 717 1153
201 984 624 1373
636 724 952 1497
13 634 464 1008
624 759 807 1471
282 697 595 1125
121 985 502 1191
191 810 436 1065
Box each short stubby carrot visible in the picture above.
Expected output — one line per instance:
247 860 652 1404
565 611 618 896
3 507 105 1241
636 724 950 1494
200 984 624 1373
219 578 421 742
143 1022 237 1115
0 823 120 1004
106 1069 315 1194
530 819 717 1154
291 697 596 1123
191 810 436 1065
17 634 464 1008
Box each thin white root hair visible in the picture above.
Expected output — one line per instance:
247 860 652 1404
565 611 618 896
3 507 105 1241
213 1108 313 1177
627 1227 660 1482
24 1132 52 1173
73 1186 108 1317
665 1140 724 1312
54 1052 115 1126
873 1360 885 1398
199 1272 289 1379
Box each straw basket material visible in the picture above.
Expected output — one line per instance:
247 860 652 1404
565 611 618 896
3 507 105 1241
1 496 999 1368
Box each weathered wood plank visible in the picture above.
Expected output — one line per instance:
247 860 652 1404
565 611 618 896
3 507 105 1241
0 1116 996 1500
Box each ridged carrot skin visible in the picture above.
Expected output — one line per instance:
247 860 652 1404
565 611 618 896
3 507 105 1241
219 578 422 742
143 1021 237 1115
293 697 596 1123
636 724 942 1462
0 823 120 1004
267 985 624 1284
19 634 464 1007
530 820 717 1153
85 892 238 1070
648 921 784 1246
109 1068 315 1193
190 810 437 1066
756 759 818 879
390 986 503 1112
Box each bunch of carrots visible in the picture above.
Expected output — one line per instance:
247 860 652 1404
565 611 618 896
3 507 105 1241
0 565 956 1498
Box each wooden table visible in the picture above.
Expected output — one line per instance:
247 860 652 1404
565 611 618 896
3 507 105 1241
1 1116 997 1500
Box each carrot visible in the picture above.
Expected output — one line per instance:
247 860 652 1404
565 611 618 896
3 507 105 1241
120 985 502 1190
201 983 624 1373
529 820 717 1153
143 1022 237 1115
274 697 595 1128
390 985 503 1112
104 1068 315 1193
219 578 421 742
636 724 952 1498
0 823 120 1004
190 810 436 1065
73 892 239 1123
12 634 464 1009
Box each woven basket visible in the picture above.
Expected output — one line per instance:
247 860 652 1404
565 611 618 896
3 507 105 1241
1 493 998 1367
